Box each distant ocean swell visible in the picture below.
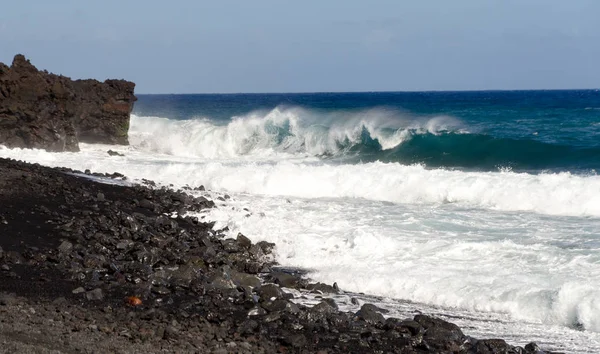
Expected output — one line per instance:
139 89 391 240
130 107 600 172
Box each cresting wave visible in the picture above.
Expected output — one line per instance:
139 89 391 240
129 107 464 159
129 107 600 171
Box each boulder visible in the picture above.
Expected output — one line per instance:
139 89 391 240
356 303 385 324
0 54 136 151
414 314 466 352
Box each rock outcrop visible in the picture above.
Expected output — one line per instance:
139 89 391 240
0 54 136 151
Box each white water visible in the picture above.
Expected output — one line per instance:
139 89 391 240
130 109 464 158
2 114 600 353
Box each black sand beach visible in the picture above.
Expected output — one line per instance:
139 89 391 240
0 157 561 353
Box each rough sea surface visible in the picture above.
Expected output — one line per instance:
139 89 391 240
2 90 600 353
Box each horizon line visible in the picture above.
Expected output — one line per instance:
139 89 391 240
135 88 600 95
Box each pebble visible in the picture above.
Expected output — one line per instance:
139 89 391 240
85 288 104 301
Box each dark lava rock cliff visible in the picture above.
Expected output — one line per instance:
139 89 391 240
0 54 136 151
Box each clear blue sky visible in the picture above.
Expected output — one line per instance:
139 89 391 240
1 0 598 93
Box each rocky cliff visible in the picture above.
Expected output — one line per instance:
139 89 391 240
0 54 136 152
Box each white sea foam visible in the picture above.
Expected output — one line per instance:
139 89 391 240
203 193 600 337
2 137 600 219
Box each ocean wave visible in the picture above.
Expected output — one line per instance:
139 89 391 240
129 108 600 171
128 107 464 159
379 132 600 170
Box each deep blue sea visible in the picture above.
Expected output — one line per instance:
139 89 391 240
4 90 600 353
134 90 600 172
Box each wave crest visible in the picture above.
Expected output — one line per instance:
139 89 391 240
129 106 463 159
129 107 600 171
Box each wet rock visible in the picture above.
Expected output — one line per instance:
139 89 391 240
258 283 284 300
248 306 267 316
356 303 385 324
72 287 86 294
306 282 339 294
244 261 263 274
472 338 515 353
248 244 265 259
256 241 275 255
261 299 289 313
415 314 465 351
385 318 422 336
310 301 336 316
282 301 300 315
107 150 125 157
236 233 252 250
525 342 542 352
321 298 338 310
264 312 281 323
361 303 388 314
222 239 240 253
270 271 303 288
230 271 261 288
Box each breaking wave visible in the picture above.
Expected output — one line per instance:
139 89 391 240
129 107 600 171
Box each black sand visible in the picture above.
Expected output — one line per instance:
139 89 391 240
0 157 561 353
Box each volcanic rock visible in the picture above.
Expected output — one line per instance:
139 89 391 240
356 303 386 324
258 283 284 300
85 288 104 301
0 54 136 151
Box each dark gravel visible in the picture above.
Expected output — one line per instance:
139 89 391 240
0 157 563 353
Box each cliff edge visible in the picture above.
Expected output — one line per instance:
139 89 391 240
0 54 136 151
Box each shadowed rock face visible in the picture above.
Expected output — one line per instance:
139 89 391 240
0 54 136 151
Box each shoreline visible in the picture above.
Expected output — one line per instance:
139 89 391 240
0 157 561 353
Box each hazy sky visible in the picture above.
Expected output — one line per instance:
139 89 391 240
1 1 599 93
